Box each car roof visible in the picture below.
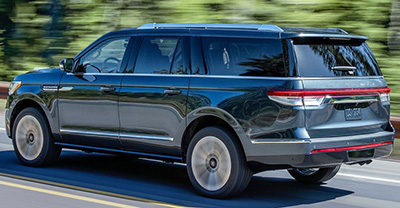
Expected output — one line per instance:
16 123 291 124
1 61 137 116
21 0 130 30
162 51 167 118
110 23 368 40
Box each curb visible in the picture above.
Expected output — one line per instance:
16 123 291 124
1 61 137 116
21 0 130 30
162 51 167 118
0 83 8 99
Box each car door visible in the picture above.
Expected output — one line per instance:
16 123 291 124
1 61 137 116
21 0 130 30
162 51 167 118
119 36 190 155
58 37 133 148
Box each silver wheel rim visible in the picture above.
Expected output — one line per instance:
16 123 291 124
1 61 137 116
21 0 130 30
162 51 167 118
295 168 319 176
191 136 232 191
15 115 44 161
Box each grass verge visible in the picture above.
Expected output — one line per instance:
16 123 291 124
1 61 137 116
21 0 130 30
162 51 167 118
0 99 6 111
387 140 400 161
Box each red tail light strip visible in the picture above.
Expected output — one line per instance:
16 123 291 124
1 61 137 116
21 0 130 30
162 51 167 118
268 87 390 97
311 141 393 154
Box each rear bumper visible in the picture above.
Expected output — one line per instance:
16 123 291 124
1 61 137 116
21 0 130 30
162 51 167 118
246 131 394 168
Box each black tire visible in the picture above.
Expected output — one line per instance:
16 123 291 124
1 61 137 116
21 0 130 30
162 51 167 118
288 166 341 183
12 107 61 167
186 126 252 198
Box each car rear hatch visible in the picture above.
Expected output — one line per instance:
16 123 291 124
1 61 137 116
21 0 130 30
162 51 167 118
292 37 391 138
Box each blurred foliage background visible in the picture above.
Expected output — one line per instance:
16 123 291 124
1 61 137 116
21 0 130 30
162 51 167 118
0 0 400 113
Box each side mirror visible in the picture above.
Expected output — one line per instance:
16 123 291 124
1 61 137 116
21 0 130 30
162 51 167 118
59 58 74 72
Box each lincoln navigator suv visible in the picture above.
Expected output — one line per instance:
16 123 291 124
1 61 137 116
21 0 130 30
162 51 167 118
5 23 394 198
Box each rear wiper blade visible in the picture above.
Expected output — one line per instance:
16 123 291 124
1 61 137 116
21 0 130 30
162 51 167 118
331 66 356 71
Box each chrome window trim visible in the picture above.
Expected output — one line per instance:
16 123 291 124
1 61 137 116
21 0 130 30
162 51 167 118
66 73 384 80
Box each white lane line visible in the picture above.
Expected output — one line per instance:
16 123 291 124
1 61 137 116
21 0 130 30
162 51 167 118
337 195 400 208
0 127 5 131
341 166 400 177
338 173 400 184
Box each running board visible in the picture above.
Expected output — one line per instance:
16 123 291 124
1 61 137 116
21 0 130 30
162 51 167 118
54 142 182 161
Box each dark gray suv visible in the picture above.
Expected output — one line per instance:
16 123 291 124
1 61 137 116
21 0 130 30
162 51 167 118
5 23 394 198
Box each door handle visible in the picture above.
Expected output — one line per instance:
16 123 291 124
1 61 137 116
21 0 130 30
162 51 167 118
163 89 182 95
59 86 73 92
100 86 116 92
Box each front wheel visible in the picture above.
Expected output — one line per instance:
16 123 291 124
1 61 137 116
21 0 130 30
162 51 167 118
186 126 252 198
288 166 341 183
12 107 61 167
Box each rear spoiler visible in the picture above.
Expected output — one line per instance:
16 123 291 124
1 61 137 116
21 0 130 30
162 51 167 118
281 33 368 41
289 36 368 45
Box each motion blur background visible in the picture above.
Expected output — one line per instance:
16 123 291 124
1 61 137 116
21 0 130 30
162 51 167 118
0 0 400 113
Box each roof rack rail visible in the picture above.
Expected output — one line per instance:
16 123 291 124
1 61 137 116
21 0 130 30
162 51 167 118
281 27 348 34
137 23 284 32
328 28 348 34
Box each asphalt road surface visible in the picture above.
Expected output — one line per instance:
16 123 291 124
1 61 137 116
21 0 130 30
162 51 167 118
0 113 399 208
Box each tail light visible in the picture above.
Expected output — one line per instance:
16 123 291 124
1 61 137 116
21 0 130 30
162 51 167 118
379 92 390 103
268 87 390 106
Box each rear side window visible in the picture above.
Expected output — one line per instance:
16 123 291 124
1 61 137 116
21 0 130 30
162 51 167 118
134 37 180 74
171 39 188 74
202 38 287 77
293 40 382 77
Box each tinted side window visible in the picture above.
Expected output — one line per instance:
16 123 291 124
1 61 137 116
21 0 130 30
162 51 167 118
171 39 188 74
190 37 206 75
202 37 286 77
134 37 179 74
77 38 129 73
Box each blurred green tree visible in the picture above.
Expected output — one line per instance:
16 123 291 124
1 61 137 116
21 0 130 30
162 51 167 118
0 0 17 80
0 0 400 113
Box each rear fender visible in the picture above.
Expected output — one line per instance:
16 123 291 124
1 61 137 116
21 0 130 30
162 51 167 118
186 107 252 155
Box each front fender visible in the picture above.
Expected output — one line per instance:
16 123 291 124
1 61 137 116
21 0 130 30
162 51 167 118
7 86 59 140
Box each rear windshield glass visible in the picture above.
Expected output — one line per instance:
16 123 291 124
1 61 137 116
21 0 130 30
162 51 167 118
293 41 382 77
202 37 288 77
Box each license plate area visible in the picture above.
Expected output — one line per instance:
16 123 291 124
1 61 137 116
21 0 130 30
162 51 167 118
348 149 374 158
345 107 362 121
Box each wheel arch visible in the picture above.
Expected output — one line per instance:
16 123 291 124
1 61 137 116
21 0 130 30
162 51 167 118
181 107 250 161
9 94 58 139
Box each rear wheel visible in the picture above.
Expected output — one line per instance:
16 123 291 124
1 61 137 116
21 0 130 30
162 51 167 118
186 126 252 198
12 107 61 166
288 166 340 183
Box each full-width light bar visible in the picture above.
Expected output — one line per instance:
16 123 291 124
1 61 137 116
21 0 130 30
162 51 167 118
268 87 390 97
267 87 390 106
311 141 393 154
